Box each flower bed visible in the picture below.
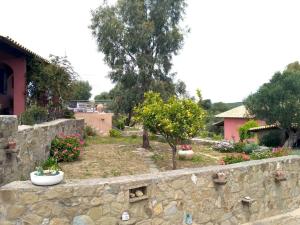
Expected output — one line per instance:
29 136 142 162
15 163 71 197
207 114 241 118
50 133 84 162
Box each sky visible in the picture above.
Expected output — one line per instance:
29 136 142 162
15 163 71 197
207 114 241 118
1 0 300 103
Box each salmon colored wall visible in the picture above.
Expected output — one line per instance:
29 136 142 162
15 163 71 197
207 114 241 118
224 118 265 142
75 112 113 136
0 52 26 115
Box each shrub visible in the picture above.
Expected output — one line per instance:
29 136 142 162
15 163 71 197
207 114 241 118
20 105 48 125
109 129 122 137
242 143 259 154
233 142 246 152
50 134 84 162
113 115 126 130
259 130 283 147
84 125 97 138
250 147 290 160
250 151 273 160
62 108 75 119
238 120 259 142
213 141 234 152
220 153 250 165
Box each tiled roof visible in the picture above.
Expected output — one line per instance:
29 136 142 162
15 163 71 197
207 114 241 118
249 124 278 132
215 105 253 118
0 35 49 63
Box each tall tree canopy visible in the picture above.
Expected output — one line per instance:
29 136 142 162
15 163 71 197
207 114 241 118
69 80 92 100
245 62 300 147
90 0 187 147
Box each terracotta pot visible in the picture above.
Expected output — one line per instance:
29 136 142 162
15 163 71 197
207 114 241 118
178 150 194 159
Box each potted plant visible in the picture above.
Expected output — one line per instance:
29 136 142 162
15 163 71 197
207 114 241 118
30 157 64 186
178 144 194 160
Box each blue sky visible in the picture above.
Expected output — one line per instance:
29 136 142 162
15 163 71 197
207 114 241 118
1 0 300 102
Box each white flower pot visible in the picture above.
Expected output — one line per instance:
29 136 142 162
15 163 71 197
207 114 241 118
30 171 64 186
178 150 194 160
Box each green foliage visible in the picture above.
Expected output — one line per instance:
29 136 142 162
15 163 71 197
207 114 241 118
242 143 259 154
84 125 97 139
50 134 84 162
238 120 259 142
259 130 283 147
245 63 300 147
62 108 75 119
27 55 77 110
69 80 92 100
135 92 206 169
221 153 250 165
113 115 126 130
135 92 206 146
19 105 48 125
109 129 122 138
233 142 246 152
90 0 188 123
41 157 60 171
250 147 290 160
151 153 164 162
94 92 112 101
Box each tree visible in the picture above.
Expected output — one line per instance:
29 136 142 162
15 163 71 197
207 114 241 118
90 0 187 148
238 120 259 142
26 55 77 115
69 81 92 100
245 63 300 147
94 92 112 101
135 92 206 169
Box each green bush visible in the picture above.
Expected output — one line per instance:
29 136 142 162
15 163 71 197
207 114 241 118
242 143 259 154
84 125 97 138
220 153 250 165
250 147 290 160
238 120 259 142
250 151 272 160
20 105 48 125
50 134 84 162
113 115 126 130
259 130 283 147
233 142 246 152
62 108 75 119
109 129 122 137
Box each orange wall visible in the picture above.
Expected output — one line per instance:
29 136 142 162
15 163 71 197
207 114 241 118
224 118 265 142
75 112 113 136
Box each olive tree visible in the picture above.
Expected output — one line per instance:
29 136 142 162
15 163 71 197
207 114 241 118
135 92 206 169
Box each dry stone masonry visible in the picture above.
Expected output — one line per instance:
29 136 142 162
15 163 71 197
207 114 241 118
1 156 300 225
0 116 84 186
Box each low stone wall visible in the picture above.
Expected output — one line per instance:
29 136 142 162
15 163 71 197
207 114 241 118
1 156 300 225
0 116 84 186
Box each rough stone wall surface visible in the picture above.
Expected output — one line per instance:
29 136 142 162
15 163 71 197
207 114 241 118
0 116 84 186
1 156 300 225
75 112 113 136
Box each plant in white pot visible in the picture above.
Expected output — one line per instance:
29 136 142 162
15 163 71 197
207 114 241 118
30 157 64 186
178 144 194 160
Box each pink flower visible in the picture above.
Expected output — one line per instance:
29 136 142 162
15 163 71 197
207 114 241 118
80 140 85 146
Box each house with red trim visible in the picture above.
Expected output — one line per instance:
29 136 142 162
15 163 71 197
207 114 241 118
0 35 48 115
215 105 265 142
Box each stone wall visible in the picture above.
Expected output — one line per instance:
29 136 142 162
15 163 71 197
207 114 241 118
0 116 84 186
1 156 300 225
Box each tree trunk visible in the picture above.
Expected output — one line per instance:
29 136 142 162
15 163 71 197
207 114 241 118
142 128 150 149
126 110 132 126
283 129 300 148
172 146 177 170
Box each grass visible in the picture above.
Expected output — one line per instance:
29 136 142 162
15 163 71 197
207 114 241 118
86 135 142 145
